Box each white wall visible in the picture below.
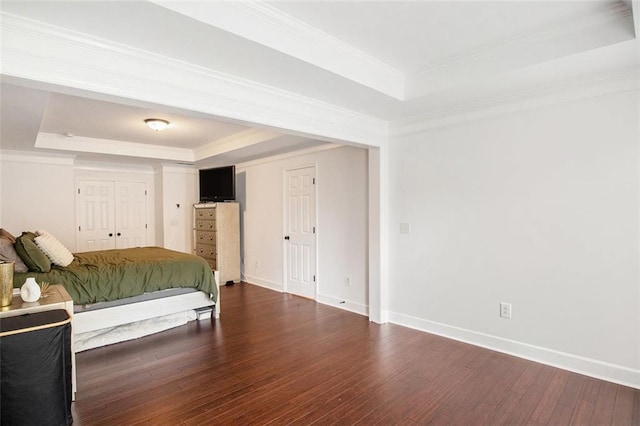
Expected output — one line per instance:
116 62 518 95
155 164 198 253
0 153 3 226
239 145 369 314
0 155 165 252
388 90 639 387
154 168 165 248
1 152 76 248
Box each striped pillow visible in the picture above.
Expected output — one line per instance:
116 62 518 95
34 230 74 267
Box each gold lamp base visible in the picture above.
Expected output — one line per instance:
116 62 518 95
0 261 14 307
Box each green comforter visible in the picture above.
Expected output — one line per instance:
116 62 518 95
13 247 217 305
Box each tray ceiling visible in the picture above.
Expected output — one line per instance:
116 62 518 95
0 0 637 164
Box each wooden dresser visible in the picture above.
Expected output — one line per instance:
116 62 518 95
193 202 241 285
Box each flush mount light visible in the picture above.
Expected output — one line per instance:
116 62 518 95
144 118 170 131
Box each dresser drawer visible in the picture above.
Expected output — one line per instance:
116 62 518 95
196 230 216 244
196 243 217 259
205 258 217 270
195 219 216 231
195 207 216 219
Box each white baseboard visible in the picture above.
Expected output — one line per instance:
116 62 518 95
388 311 640 390
234 280 639 389
241 278 369 317
317 293 369 317
242 275 284 292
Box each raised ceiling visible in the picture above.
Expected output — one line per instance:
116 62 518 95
0 0 637 165
271 1 615 73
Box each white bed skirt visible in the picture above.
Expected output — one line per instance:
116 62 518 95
72 271 220 352
73 290 216 334
75 310 197 352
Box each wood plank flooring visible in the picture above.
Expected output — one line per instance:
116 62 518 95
72 283 640 425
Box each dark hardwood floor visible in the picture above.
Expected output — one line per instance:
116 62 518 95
72 283 639 425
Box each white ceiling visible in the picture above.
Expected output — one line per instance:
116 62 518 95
270 1 611 72
41 93 251 149
0 0 637 165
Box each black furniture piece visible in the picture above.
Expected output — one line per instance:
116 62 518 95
1 309 73 426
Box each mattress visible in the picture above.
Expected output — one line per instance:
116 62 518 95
74 287 198 313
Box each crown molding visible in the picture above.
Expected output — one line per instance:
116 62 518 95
406 1 634 100
34 128 300 165
193 128 282 162
235 143 341 169
412 1 632 77
0 12 388 148
156 163 197 174
35 133 195 162
393 66 639 138
0 149 76 165
2 9 633 151
74 160 155 175
151 0 405 100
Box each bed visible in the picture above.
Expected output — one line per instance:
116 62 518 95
13 246 219 352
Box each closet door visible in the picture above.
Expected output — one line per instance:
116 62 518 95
76 180 116 252
114 182 147 249
76 181 148 252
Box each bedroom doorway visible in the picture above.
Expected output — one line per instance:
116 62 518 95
283 166 317 299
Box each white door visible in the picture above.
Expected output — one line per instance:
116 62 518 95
76 180 116 251
284 167 317 299
77 180 148 251
115 182 147 248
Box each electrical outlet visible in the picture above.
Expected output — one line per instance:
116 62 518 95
344 275 351 286
500 302 512 319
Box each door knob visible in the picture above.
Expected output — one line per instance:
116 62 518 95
117 233 121 236
109 233 113 237
284 236 290 240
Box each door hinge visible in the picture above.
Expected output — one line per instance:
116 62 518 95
78 226 81 231
313 226 316 234
313 178 316 184
145 190 147 196
145 224 148 229
77 188 80 194
313 275 316 282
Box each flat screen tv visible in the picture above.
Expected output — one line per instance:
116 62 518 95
199 165 236 202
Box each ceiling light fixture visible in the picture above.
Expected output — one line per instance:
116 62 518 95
144 118 170 131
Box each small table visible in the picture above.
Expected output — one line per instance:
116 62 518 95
1 284 74 318
0 285 76 400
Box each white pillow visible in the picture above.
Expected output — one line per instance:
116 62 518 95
34 230 74 267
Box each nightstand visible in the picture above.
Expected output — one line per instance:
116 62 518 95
0 285 76 400
1 284 73 318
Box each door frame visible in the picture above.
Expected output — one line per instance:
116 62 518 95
282 164 318 299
